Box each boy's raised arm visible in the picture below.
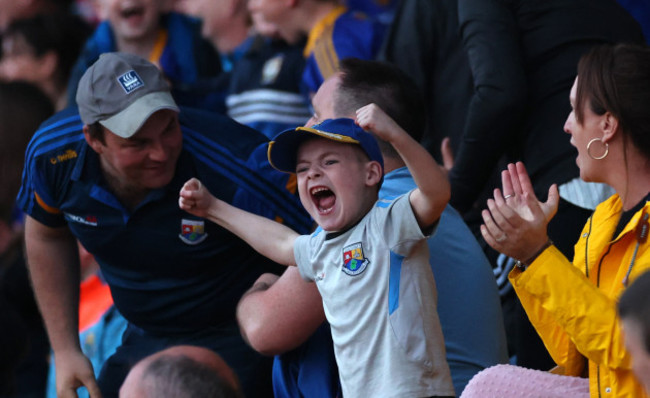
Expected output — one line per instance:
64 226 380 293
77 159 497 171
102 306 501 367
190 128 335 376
179 178 299 266
356 104 450 228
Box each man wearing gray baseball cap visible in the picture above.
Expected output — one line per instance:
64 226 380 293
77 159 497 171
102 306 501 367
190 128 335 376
76 52 180 140
18 52 310 398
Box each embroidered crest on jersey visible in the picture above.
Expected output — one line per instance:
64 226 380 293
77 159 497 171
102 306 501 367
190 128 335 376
342 242 369 276
179 219 208 245
117 70 144 94
261 55 283 85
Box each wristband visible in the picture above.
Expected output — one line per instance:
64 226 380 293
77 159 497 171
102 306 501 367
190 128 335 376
515 240 553 271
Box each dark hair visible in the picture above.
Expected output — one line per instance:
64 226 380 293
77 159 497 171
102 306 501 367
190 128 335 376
86 122 106 145
0 81 54 222
619 270 650 353
336 58 426 160
3 13 91 90
141 355 243 398
575 43 650 160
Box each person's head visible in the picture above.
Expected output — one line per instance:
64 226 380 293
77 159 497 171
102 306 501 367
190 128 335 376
0 0 74 32
269 118 383 231
618 270 650 393
250 9 281 39
0 81 54 226
247 0 336 44
119 345 243 398
0 13 91 108
77 52 181 197
308 58 425 164
98 0 165 43
179 0 251 53
563 43 650 183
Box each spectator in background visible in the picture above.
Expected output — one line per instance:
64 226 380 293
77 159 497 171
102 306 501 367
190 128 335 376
74 0 104 27
378 0 472 165
619 270 650 394
179 0 310 139
176 0 251 73
0 0 74 32
344 0 398 26
247 0 385 97
66 0 224 112
0 81 55 398
0 13 91 110
119 345 243 398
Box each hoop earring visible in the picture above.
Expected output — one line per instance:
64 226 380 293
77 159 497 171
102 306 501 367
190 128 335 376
587 138 609 160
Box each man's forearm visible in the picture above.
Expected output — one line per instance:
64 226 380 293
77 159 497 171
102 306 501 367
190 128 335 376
24 216 82 353
237 268 326 355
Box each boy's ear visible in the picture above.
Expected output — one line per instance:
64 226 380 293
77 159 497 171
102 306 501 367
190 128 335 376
365 161 383 187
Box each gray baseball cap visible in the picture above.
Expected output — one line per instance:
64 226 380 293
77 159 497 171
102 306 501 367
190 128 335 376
76 52 179 138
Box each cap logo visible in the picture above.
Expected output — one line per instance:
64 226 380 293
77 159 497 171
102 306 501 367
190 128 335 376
117 70 144 94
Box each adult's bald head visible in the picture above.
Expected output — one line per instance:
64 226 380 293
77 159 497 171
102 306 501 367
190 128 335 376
119 345 242 398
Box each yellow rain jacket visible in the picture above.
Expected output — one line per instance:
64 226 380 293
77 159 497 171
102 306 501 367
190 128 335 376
510 194 649 398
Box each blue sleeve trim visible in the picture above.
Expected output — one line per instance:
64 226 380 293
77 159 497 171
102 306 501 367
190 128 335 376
388 250 404 315
17 111 84 219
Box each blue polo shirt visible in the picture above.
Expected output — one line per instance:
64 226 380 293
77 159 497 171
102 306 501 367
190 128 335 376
18 106 311 334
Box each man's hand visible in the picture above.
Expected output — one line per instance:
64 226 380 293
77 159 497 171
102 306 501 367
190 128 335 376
55 350 102 398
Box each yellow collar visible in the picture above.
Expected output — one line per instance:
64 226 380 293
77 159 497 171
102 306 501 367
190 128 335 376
303 5 347 58
149 29 168 64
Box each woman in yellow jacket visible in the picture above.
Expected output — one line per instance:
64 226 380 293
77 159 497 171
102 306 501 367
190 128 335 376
462 43 650 398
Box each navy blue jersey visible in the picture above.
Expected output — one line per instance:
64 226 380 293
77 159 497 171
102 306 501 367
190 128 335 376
226 36 311 139
345 0 399 25
302 6 386 95
18 107 311 334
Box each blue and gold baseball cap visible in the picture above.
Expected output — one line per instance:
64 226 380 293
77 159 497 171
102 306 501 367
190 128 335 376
268 118 384 174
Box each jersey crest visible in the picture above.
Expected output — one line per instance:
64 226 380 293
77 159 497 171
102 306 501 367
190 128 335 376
261 55 283 85
179 219 208 245
342 242 369 276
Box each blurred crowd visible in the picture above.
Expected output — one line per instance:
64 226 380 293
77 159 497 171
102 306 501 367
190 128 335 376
1 0 649 397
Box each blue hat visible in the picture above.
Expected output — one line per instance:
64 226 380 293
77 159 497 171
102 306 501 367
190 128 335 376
268 118 384 174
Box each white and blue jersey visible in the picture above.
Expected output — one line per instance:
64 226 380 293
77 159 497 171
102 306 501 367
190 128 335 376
18 106 311 335
294 193 454 397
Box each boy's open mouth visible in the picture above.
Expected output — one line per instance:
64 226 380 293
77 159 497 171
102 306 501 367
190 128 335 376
310 186 336 214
